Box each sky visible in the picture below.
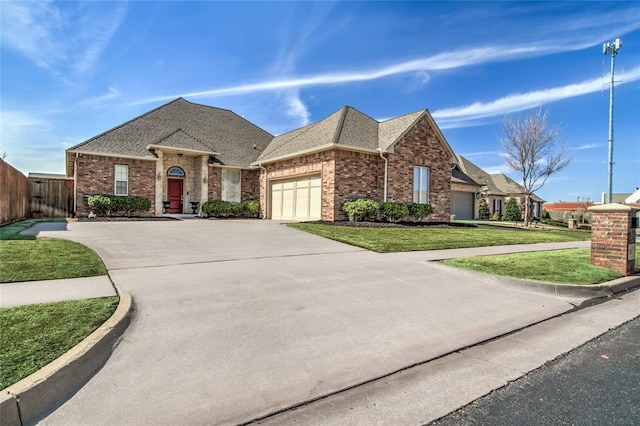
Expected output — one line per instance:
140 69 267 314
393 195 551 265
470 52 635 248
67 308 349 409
1 1 639 203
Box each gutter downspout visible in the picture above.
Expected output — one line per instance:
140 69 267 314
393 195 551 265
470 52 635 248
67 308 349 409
258 163 267 219
378 148 388 202
73 153 78 217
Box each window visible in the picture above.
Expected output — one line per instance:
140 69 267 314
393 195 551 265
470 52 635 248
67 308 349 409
493 198 502 214
115 165 128 196
222 169 241 203
413 167 429 204
167 167 185 177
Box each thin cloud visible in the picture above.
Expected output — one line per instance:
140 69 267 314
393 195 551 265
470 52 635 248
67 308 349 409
573 143 605 151
130 43 589 105
432 66 640 128
460 151 501 158
80 87 121 106
0 1 127 77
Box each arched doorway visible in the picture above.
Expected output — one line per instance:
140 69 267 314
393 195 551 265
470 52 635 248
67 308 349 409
167 167 185 213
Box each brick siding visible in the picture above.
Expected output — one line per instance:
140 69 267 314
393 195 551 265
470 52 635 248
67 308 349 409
386 115 452 222
71 153 156 216
590 210 637 275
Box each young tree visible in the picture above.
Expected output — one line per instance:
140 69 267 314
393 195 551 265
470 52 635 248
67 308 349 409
478 198 490 220
500 108 570 225
503 198 522 222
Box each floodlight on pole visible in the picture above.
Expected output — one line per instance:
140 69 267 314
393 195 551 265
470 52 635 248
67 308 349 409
603 38 622 204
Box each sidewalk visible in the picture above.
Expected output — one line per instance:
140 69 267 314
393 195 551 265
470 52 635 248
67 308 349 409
0 276 116 308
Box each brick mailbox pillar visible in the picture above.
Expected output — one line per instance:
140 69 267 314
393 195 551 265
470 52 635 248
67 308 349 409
587 203 638 275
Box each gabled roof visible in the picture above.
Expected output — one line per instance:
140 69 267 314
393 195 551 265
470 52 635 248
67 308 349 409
491 173 545 202
147 129 219 155
255 106 456 165
457 155 506 196
67 98 273 167
451 166 481 186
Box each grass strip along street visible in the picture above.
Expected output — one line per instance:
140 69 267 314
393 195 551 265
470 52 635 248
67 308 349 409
0 220 107 283
288 223 589 253
441 248 632 285
0 297 119 389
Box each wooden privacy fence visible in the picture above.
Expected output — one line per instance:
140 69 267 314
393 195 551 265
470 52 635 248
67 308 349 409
28 174 73 218
1 159 30 225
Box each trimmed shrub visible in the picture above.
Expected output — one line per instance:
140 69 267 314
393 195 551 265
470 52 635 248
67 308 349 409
478 198 490 220
381 201 409 222
491 211 502 221
243 200 260 218
202 200 233 218
542 209 551 219
407 203 433 220
87 195 151 217
503 198 522 222
342 198 380 222
202 200 260 218
87 195 111 216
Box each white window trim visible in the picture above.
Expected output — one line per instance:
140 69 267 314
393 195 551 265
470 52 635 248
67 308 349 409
413 166 430 204
115 165 129 196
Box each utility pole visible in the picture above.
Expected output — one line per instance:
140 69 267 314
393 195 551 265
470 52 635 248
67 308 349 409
603 38 622 204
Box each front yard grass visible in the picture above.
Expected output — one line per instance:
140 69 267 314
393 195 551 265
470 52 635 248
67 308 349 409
441 247 638 285
0 297 119 389
0 219 107 283
288 223 590 253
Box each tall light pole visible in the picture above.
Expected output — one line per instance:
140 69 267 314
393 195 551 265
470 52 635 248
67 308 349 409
603 38 622 204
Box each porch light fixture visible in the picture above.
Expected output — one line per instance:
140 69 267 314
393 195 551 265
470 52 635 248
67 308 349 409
203 176 207 184
177 153 183 158
157 172 162 181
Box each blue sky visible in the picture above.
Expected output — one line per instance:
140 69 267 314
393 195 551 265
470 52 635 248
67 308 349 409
1 1 639 203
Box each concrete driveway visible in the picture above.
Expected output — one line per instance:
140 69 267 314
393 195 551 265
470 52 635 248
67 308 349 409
30 220 583 425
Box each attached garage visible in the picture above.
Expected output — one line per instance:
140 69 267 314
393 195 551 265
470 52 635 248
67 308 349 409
452 191 474 220
270 176 322 220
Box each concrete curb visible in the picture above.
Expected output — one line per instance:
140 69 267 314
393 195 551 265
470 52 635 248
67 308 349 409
0 293 133 426
489 272 640 299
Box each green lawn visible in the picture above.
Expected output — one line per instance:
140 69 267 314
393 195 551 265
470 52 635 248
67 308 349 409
0 219 107 283
0 297 119 389
288 223 590 253
441 247 638 285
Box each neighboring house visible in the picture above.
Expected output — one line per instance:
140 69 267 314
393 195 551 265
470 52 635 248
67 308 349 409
456 155 544 219
67 98 458 221
450 166 481 220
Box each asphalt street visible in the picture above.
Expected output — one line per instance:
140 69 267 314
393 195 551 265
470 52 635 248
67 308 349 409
430 315 640 426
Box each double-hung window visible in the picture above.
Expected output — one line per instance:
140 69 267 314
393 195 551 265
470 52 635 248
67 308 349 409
222 169 241 203
115 165 128 196
413 167 429 204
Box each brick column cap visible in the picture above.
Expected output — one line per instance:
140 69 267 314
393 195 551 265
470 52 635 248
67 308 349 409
587 203 639 213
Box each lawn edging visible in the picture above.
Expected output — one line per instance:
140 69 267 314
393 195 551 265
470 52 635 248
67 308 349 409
435 261 640 298
0 293 133 426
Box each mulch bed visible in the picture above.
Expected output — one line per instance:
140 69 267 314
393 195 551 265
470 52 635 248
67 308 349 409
307 220 477 228
77 216 179 222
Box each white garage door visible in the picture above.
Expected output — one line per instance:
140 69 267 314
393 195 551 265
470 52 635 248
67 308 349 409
271 176 322 220
452 191 474 220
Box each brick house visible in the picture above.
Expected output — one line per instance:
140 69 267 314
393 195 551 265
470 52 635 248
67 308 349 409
457 155 544 219
67 98 458 221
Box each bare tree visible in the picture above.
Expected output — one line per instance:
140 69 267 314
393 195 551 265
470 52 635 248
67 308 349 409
501 108 571 225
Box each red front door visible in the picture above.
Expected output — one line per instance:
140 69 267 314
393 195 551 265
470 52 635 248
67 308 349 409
168 179 183 213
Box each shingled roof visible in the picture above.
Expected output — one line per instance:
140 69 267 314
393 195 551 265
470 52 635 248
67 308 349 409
67 98 273 167
457 155 506 196
255 106 456 164
491 173 545 202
